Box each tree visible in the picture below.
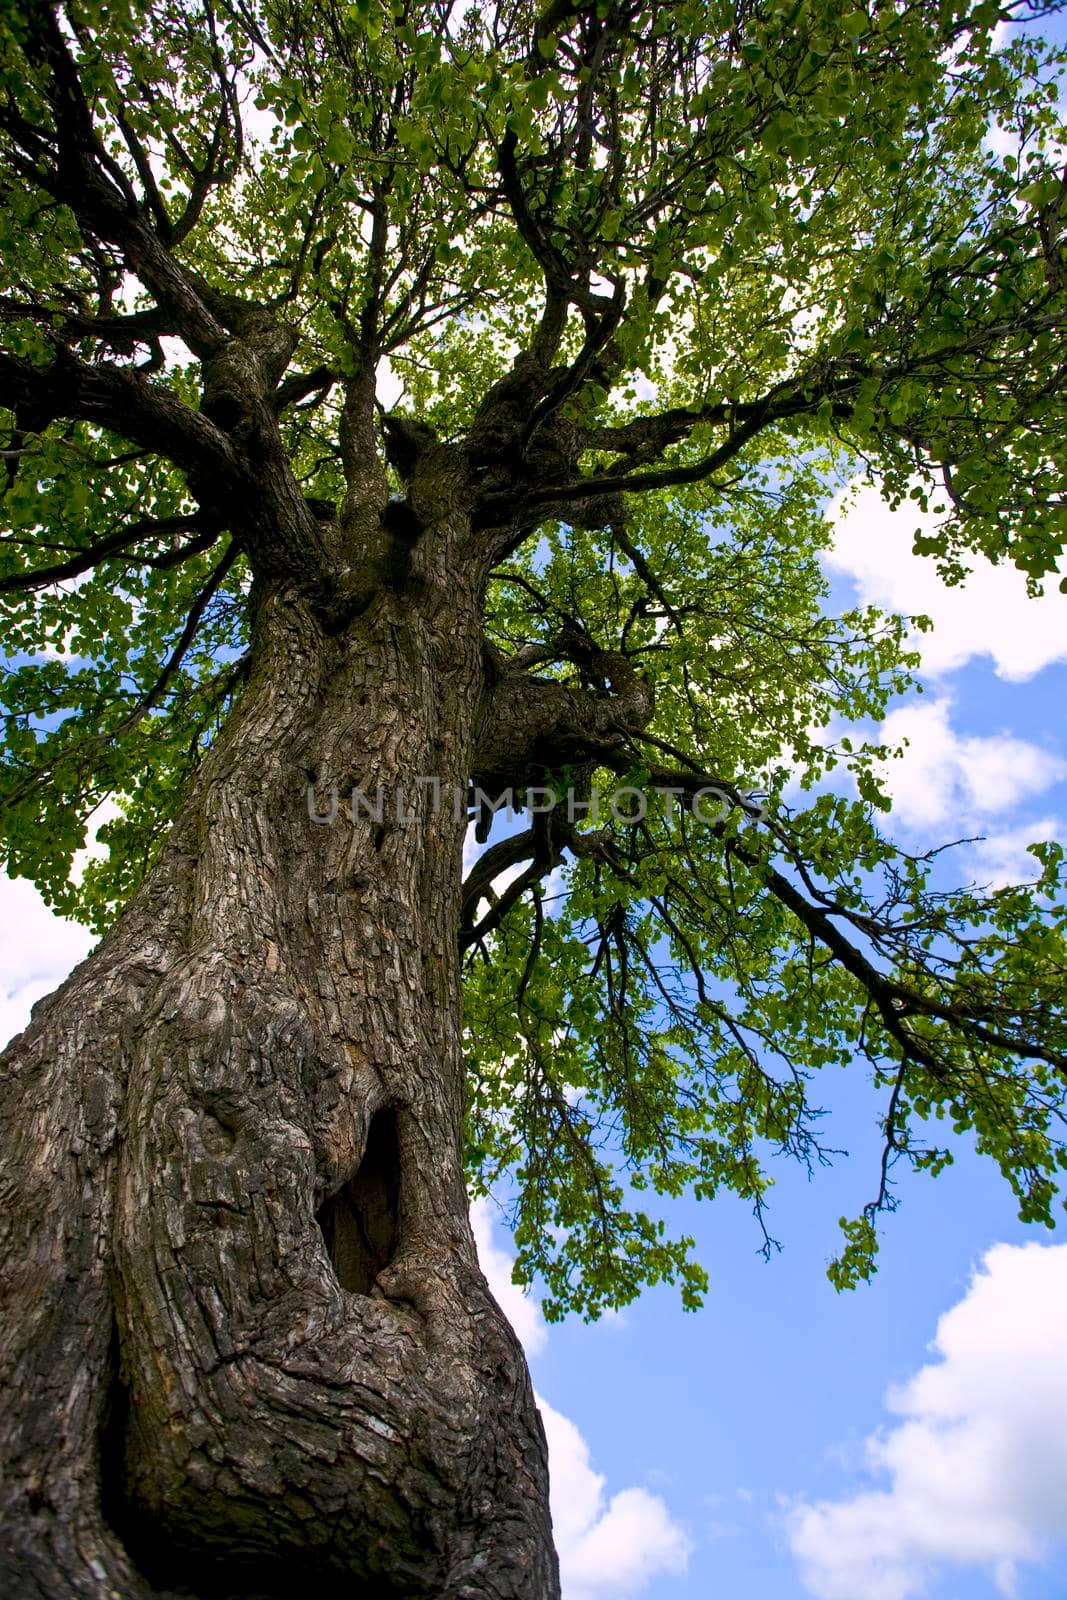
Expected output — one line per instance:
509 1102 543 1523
1 0 1066 1592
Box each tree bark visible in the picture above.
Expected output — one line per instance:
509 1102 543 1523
0 467 560 1597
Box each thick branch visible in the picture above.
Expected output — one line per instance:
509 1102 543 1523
751 847 1067 1076
497 129 572 295
472 635 654 793
601 749 1067 1079
473 295 1067 542
10 9 236 357
461 826 543 928
0 513 219 595
0 345 238 483
0 538 240 817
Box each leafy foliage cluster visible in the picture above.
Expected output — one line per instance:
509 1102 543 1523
2 0 1067 1314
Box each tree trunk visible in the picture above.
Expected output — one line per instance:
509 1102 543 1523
0 482 560 1596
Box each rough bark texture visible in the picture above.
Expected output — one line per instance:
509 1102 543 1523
0 450 560 1597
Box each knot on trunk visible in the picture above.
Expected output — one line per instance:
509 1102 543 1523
472 634 654 797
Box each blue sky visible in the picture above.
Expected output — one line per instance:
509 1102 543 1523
465 483 1067 1600
465 32 1067 1588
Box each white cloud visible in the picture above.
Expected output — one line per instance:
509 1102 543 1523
0 798 118 1047
983 118 1020 163
825 481 1067 849
827 481 1067 681
71 796 121 884
875 697 1065 831
787 1242 1067 1600
969 815 1063 889
538 1396 692 1600
471 1198 691 1600
462 824 482 877
470 1198 548 1357
0 873 95 1049
376 354 404 411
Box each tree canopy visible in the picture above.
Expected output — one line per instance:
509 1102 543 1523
2 0 1067 1319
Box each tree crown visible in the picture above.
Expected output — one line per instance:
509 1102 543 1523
3 0 1067 1315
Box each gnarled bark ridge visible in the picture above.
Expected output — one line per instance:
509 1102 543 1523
0 460 562 1598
